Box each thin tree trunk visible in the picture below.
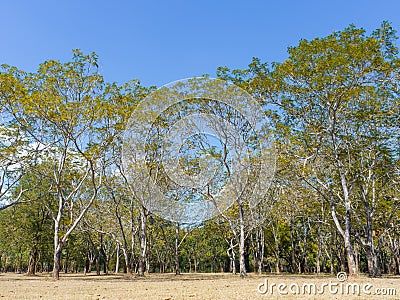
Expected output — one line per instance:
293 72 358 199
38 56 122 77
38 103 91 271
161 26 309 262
239 203 246 277
360 181 381 277
317 232 322 274
175 222 180 275
121 247 131 273
258 229 265 274
53 196 63 280
194 256 198 273
290 224 296 273
115 244 120 274
252 228 264 274
138 207 147 276
96 254 101 276
189 255 192 273
335 139 358 276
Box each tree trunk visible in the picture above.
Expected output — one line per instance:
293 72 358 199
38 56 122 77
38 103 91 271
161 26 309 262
259 229 265 274
331 201 357 275
317 231 322 274
53 199 63 280
27 249 38 275
138 207 147 276
96 254 101 276
189 255 192 273
290 225 296 273
175 222 180 275
88 259 93 273
275 236 280 274
146 253 150 274
239 203 246 277
363 192 381 277
115 244 120 274
121 247 131 274
231 251 236 274
104 258 108 275
338 156 358 276
97 232 103 275
366 244 381 277
344 204 357 275
115 204 131 273
253 228 264 274
53 244 63 280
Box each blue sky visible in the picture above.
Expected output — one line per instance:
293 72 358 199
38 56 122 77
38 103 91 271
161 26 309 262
1 0 399 87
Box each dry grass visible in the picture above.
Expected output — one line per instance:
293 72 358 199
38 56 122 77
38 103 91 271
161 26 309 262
0 272 399 299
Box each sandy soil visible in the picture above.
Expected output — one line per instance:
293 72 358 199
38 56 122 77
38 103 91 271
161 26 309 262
0 272 399 300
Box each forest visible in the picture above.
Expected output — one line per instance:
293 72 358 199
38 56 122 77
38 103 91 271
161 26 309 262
0 22 399 281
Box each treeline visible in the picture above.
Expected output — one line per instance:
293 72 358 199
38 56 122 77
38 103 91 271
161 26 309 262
0 22 399 279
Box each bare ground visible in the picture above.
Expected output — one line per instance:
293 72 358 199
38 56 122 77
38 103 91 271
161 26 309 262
0 272 399 300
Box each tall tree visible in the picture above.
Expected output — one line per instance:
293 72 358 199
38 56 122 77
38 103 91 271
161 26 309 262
17 50 107 279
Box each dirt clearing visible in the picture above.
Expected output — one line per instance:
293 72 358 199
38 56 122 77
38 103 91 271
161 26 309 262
0 272 399 299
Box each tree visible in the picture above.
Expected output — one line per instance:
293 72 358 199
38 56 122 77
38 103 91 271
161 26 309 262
15 50 107 279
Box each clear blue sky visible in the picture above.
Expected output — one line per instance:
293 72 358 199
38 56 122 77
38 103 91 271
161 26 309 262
1 0 399 87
